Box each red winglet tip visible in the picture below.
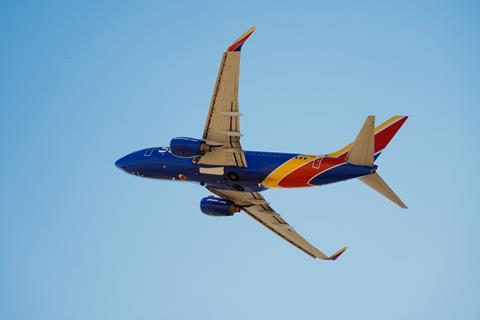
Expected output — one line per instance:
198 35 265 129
328 246 348 261
227 26 256 52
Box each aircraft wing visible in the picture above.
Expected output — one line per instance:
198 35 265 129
198 27 256 167
207 187 348 260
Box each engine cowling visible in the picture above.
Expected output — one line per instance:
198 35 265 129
170 137 210 157
200 197 240 217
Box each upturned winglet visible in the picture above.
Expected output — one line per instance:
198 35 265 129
227 26 256 52
328 246 348 261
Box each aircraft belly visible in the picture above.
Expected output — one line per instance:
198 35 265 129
309 164 374 186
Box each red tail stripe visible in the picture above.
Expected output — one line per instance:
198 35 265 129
374 116 408 154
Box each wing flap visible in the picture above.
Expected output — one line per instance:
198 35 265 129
197 147 247 167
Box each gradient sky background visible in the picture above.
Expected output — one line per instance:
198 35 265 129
1 1 479 319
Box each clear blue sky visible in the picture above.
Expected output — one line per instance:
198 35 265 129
1 1 479 319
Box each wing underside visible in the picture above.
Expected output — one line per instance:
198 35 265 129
207 187 347 260
199 28 256 167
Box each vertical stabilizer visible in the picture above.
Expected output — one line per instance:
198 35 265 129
347 116 375 166
359 172 407 208
330 115 408 160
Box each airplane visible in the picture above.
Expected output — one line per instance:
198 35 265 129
115 26 408 260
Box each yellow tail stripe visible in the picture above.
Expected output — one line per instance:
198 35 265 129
262 116 404 188
329 115 403 158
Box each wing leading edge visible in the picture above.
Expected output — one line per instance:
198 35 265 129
207 187 348 260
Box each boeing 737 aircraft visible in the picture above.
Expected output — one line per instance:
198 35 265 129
115 26 408 260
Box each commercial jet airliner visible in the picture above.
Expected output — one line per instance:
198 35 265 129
115 26 408 260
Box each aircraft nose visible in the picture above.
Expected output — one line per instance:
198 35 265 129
115 155 130 170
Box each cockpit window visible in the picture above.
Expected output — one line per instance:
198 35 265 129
144 149 153 157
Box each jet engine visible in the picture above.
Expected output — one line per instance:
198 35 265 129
200 197 240 217
170 137 211 157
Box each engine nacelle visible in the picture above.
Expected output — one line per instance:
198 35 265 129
200 197 240 217
170 137 210 158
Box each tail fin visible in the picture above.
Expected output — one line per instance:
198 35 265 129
333 115 408 208
359 172 407 208
331 115 408 161
347 115 375 166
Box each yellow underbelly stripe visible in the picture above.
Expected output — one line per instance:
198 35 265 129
262 155 315 188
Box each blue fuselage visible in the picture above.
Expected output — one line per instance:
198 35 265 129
115 147 375 192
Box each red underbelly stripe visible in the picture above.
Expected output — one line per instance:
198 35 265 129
278 157 345 187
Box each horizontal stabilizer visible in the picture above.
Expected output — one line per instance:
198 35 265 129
359 172 407 208
347 116 375 166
